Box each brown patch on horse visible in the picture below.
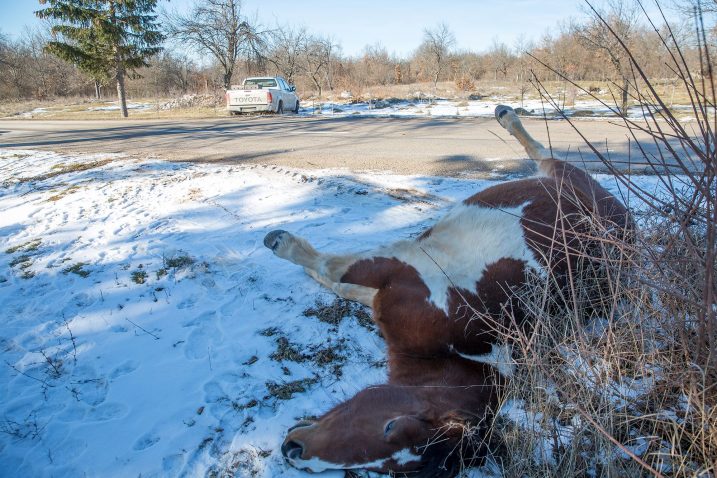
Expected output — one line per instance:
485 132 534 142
341 255 528 359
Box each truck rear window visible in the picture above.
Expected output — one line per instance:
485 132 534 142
244 79 277 88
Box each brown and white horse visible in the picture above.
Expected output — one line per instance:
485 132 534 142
263 106 631 476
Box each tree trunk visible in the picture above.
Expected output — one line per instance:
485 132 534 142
109 0 127 118
315 80 322 97
325 68 334 93
620 77 629 116
223 69 233 90
116 67 128 118
94 80 101 100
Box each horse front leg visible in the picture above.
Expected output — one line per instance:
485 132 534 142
264 230 377 307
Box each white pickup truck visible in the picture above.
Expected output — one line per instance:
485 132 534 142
225 77 300 115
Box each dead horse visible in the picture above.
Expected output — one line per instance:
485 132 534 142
263 105 632 476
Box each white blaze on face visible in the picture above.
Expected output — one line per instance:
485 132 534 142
380 203 542 313
287 455 388 473
287 448 421 472
286 455 349 473
391 448 422 465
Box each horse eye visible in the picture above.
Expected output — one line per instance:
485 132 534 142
384 419 396 436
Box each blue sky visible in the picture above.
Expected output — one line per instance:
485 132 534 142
0 0 674 57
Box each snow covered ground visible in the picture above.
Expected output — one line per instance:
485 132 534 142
299 97 670 120
87 102 154 112
7 96 688 120
0 149 664 477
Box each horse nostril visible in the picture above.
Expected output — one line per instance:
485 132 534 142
281 440 304 460
287 420 315 433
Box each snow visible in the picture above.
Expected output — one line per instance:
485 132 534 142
87 102 154 111
18 108 49 118
7 97 698 121
0 148 667 477
299 98 671 120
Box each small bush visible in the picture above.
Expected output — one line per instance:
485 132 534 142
164 253 194 269
131 270 148 284
63 262 90 278
455 77 476 91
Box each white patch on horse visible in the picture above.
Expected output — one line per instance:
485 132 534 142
455 343 515 378
288 448 420 472
288 455 387 473
379 203 542 313
391 448 422 465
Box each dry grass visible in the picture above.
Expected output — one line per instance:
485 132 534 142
485 7 717 477
302 297 373 329
265 377 319 401
16 159 114 184
0 96 228 120
314 79 696 106
62 262 90 278
490 210 716 476
5 239 41 254
47 185 81 202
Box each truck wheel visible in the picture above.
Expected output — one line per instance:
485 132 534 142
277 101 284 114
293 100 300 114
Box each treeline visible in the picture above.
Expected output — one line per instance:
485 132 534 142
0 0 706 103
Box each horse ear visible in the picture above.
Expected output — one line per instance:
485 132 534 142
438 409 476 436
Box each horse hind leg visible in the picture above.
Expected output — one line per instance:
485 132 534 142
494 105 554 167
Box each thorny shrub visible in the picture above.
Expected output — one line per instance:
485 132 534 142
482 3 717 477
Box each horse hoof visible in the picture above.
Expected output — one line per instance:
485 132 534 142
264 230 288 251
495 105 514 122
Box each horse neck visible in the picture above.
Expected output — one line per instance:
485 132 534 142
386 354 499 415
387 353 495 387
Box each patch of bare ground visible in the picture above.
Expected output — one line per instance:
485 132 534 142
16 159 114 183
303 297 373 330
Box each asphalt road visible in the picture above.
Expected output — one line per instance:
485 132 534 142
0 114 676 177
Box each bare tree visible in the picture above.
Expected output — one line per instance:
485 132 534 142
512 35 534 83
674 0 717 16
574 0 640 114
166 0 265 90
0 31 12 68
142 51 198 95
266 24 307 84
323 37 340 93
419 23 456 89
486 39 514 81
355 43 393 87
300 34 336 97
0 26 86 99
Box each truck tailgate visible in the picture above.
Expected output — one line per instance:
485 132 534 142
227 90 269 105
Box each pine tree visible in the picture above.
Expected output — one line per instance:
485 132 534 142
37 0 164 117
46 20 114 100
